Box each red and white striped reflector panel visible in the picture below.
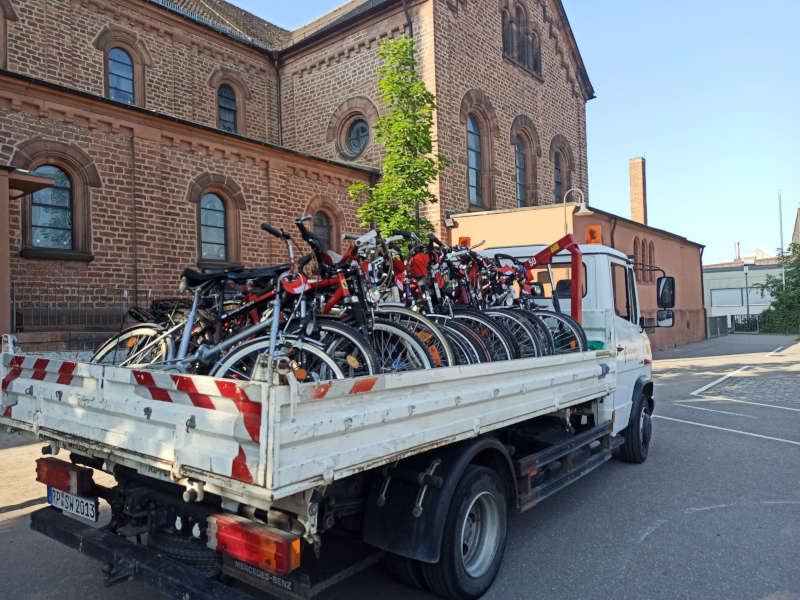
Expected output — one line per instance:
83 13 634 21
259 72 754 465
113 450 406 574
207 514 301 576
35 457 94 496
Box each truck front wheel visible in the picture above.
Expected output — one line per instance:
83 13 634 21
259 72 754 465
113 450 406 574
617 392 652 464
422 465 508 600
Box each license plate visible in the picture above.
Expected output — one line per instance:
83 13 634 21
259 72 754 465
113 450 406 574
47 486 99 523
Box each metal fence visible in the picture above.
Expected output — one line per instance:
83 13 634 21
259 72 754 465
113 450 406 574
732 314 760 334
707 316 729 338
11 284 131 333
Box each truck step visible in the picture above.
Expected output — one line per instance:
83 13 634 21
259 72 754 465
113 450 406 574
514 421 617 513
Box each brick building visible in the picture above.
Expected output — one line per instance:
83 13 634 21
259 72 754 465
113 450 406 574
0 0 593 341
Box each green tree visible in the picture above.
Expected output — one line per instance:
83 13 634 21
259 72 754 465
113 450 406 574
755 243 800 333
348 35 450 235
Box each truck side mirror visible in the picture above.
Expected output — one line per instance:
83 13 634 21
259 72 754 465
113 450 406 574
657 276 675 308
657 309 674 328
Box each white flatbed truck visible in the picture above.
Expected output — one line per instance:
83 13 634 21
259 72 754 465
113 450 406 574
0 244 676 600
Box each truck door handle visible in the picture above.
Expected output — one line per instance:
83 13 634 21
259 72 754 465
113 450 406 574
616 346 624 352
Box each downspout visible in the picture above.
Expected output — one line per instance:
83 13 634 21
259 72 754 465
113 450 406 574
271 50 283 146
699 246 707 340
402 0 414 37
609 215 618 249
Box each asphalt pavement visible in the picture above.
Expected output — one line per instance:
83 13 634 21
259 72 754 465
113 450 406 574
1 333 798 600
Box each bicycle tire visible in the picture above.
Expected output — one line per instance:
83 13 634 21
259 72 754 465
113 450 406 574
436 322 478 365
316 320 379 377
484 309 544 358
527 309 588 353
376 305 455 368
451 308 519 361
507 309 555 356
428 315 492 363
209 336 344 381
91 324 174 367
369 319 433 372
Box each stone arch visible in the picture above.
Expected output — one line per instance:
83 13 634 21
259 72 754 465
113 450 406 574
326 97 380 159
0 0 17 20
510 115 541 207
186 172 245 267
208 68 251 135
93 24 152 106
459 89 500 136
460 90 499 209
11 137 99 259
548 134 574 168
510 115 541 156
305 195 345 253
11 137 101 187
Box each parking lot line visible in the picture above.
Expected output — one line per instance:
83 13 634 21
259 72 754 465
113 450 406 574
711 397 800 413
767 346 784 356
690 366 750 396
674 403 756 418
654 415 800 447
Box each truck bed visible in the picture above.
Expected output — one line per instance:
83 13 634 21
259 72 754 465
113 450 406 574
0 349 615 506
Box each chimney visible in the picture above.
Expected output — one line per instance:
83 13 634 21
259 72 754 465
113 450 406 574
735 242 741 261
629 157 647 225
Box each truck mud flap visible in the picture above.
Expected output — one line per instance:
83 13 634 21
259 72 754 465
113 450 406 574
515 421 623 512
30 507 256 600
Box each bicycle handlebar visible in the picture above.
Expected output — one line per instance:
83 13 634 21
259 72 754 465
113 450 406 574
427 232 446 247
261 223 291 240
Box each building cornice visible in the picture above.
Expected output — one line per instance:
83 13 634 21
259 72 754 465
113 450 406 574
0 70 377 182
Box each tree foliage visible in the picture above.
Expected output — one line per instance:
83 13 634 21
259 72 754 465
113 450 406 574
348 35 450 235
755 243 800 333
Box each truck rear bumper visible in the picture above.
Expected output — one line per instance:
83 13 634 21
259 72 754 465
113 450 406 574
29 507 256 600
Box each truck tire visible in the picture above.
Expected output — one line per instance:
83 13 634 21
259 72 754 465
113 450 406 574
617 392 652 464
384 552 427 590
421 466 507 600
148 528 221 575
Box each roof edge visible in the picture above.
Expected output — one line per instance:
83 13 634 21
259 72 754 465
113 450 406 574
552 0 594 101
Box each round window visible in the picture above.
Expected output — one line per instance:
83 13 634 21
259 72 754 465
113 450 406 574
346 119 370 157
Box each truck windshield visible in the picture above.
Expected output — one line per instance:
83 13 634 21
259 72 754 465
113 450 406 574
526 263 587 299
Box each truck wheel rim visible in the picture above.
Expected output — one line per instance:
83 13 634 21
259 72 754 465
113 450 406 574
460 491 500 578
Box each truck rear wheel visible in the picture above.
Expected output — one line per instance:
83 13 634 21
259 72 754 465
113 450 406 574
384 552 427 590
422 465 507 600
617 392 652 464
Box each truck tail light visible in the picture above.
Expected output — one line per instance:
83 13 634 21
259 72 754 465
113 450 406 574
35 457 94 496
207 514 301 576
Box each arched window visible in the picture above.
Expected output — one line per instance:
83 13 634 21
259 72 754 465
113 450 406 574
467 114 483 207
31 165 73 250
346 119 370 158
633 237 641 281
515 6 528 68
108 47 134 105
217 84 237 133
514 137 527 208
531 32 541 75
314 211 333 251
640 238 649 283
501 11 513 56
554 152 563 204
200 193 227 261
649 241 655 283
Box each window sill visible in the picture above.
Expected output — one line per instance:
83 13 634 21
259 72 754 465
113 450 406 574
502 55 543 82
467 203 491 213
20 248 94 262
197 260 243 272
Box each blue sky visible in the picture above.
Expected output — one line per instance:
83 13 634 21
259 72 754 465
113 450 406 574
234 1 800 264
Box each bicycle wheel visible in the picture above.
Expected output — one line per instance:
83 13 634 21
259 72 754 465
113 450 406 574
484 309 543 359
437 322 479 365
451 309 519 362
376 305 455 368
428 315 491 363
314 319 379 378
91 324 174 367
209 336 344 381
527 309 588 353
508 309 554 356
369 319 432 373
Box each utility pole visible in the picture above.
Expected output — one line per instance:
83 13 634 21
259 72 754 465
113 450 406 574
778 191 786 288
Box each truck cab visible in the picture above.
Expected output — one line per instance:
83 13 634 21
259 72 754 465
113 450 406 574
487 243 675 435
